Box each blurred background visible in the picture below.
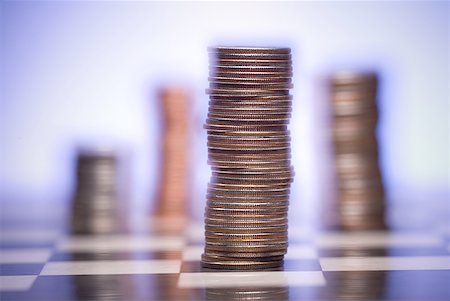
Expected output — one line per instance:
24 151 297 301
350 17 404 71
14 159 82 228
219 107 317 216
0 1 448 230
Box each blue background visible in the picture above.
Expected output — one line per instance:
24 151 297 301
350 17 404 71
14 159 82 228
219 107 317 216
1 1 448 228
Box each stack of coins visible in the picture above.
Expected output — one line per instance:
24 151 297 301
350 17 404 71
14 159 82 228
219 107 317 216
154 87 191 221
202 47 294 269
330 71 386 230
71 148 119 234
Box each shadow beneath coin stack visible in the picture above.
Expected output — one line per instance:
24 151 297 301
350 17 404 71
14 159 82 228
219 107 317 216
323 248 387 300
201 266 289 301
70 253 135 301
206 287 289 301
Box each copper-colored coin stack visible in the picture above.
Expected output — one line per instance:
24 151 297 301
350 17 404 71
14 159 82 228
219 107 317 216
71 148 119 234
330 71 386 230
202 47 294 269
154 87 190 221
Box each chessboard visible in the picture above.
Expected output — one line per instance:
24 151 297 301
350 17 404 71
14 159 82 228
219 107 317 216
1 218 449 301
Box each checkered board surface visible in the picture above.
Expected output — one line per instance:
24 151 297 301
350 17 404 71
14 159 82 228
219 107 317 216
1 222 450 301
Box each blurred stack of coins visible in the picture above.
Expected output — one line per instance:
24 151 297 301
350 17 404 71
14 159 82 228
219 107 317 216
154 87 191 221
202 47 294 269
71 148 119 234
330 71 386 230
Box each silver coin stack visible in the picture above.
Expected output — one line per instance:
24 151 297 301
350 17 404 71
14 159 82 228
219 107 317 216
202 47 294 269
330 71 385 230
71 148 119 234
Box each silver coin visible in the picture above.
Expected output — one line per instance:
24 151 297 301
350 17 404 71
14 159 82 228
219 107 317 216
210 46 291 54
210 61 292 68
209 76 292 83
210 82 293 90
210 93 292 100
211 71 293 78
207 200 289 208
206 89 290 97
209 107 292 114
206 113 291 121
210 166 293 173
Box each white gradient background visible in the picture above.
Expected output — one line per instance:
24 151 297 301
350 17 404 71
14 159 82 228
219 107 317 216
0 1 448 226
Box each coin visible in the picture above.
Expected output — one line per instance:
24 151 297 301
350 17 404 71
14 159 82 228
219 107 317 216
213 176 293 183
210 60 292 66
205 230 288 238
212 167 293 174
207 200 289 208
206 90 290 98
209 75 291 83
205 215 288 224
205 223 287 231
209 108 291 115
210 93 292 99
204 249 287 259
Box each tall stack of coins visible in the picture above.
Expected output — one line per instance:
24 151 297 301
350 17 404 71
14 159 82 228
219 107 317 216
154 87 191 221
71 148 119 234
330 71 385 230
202 47 294 269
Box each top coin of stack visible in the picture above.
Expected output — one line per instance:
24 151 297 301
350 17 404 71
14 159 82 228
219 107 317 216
330 71 386 230
202 47 294 269
71 147 119 234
